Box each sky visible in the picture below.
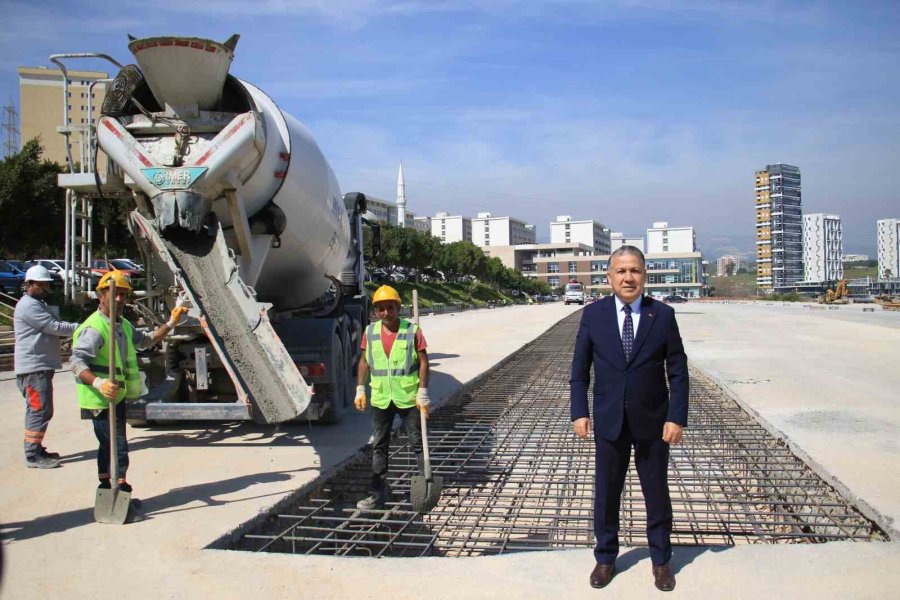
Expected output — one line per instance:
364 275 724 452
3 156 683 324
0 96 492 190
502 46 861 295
1 0 898 258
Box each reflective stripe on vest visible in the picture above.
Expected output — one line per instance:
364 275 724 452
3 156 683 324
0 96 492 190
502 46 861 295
366 319 419 409
73 311 141 408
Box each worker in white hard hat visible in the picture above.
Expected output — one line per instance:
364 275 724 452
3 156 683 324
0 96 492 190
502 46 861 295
71 270 188 500
354 284 430 510
13 265 80 469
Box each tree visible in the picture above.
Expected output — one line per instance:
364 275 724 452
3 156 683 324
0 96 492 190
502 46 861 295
0 137 137 260
435 241 487 282
392 226 441 279
0 138 66 257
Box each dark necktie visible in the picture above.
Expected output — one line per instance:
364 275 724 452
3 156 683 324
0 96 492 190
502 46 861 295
622 304 634 360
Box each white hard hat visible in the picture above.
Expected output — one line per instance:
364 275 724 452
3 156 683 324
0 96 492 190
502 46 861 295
24 265 54 282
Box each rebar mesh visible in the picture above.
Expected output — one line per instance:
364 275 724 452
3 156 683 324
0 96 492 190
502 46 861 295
225 311 887 557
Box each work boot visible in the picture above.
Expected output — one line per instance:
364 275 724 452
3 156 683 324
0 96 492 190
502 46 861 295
25 454 60 469
40 446 61 460
98 479 111 489
356 493 386 510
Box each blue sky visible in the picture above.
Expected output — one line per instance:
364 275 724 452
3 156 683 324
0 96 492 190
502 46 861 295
1 0 898 257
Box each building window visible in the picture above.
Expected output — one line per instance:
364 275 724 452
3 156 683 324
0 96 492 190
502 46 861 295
548 262 559 273
568 262 577 273
548 276 560 287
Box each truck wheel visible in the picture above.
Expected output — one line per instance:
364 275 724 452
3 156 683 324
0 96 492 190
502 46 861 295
319 336 347 424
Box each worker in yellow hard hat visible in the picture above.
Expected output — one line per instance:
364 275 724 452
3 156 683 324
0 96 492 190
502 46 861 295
70 270 188 516
354 284 430 510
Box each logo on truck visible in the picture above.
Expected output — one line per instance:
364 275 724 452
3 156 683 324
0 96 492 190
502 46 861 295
141 167 208 190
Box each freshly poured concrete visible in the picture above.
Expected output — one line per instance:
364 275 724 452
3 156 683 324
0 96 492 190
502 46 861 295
1 301 899 599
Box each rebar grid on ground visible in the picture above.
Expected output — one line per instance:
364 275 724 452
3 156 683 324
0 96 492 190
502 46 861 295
232 311 887 557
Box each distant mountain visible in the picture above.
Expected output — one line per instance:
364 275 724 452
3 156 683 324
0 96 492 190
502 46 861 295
696 232 755 262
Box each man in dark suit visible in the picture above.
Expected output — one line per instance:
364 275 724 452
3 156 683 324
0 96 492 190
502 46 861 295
570 245 689 592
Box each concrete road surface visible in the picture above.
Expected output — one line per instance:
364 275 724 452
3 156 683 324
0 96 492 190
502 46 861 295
1 300 899 600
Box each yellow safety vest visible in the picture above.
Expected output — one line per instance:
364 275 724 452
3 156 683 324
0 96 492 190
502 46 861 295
366 319 420 409
73 311 141 408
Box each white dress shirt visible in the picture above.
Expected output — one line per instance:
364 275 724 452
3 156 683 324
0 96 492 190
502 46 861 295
613 294 643 339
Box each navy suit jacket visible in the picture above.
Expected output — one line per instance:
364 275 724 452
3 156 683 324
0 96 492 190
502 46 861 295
570 295 689 442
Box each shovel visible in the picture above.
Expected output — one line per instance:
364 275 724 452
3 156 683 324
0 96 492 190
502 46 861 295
94 278 132 524
410 408 442 513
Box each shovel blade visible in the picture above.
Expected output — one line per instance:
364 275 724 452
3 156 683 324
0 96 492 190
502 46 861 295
94 488 132 524
410 474 443 513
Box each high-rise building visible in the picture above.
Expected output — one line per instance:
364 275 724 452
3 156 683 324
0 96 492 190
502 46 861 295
550 215 611 254
610 232 644 252
646 222 696 254
756 164 802 290
431 212 472 243
18 66 108 168
471 212 536 247
716 255 743 277
877 218 900 279
802 214 843 282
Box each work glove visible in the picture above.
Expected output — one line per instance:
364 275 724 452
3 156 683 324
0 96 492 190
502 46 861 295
92 377 121 401
416 388 430 417
167 306 188 329
354 385 367 412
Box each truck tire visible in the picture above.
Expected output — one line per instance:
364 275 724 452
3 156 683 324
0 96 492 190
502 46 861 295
319 335 348 424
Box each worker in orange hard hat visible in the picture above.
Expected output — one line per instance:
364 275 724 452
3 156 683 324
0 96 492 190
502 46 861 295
354 284 430 510
71 270 188 516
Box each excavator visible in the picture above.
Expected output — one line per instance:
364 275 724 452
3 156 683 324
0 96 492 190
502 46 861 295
819 280 849 304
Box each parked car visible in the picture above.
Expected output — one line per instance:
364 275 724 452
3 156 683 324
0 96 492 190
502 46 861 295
0 260 26 294
32 259 70 283
663 294 687 303
90 259 141 278
112 258 144 274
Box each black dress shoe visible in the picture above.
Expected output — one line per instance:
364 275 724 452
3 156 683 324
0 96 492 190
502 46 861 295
590 563 615 588
652 563 676 592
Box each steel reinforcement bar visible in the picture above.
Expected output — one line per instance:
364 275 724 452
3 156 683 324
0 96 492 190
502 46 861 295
229 311 887 557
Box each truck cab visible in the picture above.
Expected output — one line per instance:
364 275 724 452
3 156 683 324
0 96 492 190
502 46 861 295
564 280 585 305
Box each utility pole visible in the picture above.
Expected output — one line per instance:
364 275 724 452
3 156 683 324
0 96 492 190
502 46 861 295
2 99 20 158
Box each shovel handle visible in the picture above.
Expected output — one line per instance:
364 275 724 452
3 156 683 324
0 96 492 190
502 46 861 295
420 408 432 479
108 279 118 492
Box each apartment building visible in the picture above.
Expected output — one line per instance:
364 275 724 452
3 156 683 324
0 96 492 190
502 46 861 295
471 212 536 247
877 218 900 279
18 66 108 168
646 222 696 254
364 196 421 227
716 255 743 277
610 232 645 252
756 163 802 291
550 215 611 254
802 213 843 282
431 211 472 243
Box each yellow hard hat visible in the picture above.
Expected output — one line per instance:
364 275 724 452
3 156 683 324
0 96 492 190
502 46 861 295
96 269 133 292
372 284 401 305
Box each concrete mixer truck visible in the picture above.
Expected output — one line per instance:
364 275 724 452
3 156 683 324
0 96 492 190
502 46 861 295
58 34 373 424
